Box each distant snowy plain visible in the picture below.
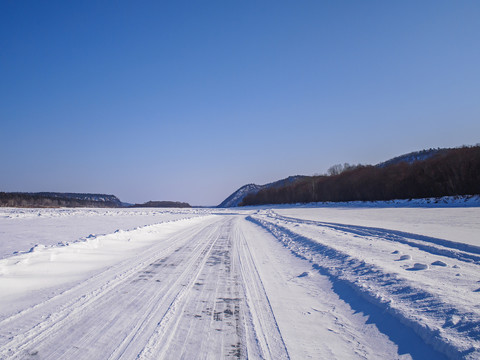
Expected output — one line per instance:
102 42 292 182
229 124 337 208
0 202 478 359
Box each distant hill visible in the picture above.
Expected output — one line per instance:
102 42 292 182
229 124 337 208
130 201 191 208
376 148 446 168
218 176 306 207
232 145 480 206
0 192 122 208
218 184 262 208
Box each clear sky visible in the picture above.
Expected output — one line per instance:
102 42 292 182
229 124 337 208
1 1 479 206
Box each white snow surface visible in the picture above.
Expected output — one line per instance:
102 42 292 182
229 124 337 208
0 205 478 359
274 206 480 247
0 207 209 259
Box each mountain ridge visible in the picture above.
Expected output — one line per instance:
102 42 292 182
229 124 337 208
218 175 306 208
376 148 446 168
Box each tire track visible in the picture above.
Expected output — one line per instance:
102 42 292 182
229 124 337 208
248 215 479 359
0 217 221 359
269 212 480 264
1 215 295 360
234 220 290 360
138 219 248 359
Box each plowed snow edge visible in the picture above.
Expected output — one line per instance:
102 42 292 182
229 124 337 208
247 215 479 360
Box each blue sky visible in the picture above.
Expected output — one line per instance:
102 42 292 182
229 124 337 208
1 1 479 205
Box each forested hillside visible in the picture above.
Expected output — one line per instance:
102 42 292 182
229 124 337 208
218 176 306 208
130 201 191 208
0 192 122 208
240 146 480 206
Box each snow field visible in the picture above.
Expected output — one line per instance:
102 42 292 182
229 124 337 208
0 215 294 359
238 218 422 359
0 207 211 259
0 215 215 315
274 206 480 247
0 206 478 359
249 209 480 359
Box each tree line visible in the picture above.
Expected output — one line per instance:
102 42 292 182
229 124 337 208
240 146 480 206
130 201 191 208
0 193 121 208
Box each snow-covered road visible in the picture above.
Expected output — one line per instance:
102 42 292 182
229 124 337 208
0 207 478 359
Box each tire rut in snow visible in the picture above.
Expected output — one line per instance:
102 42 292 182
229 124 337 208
269 212 480 264
234 220 290 360
0 216 291 360
0 218 222 359
247 215 479 360
136 218 247 359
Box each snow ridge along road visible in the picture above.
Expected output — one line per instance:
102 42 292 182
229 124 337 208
0 208 478 359
248 210 480 359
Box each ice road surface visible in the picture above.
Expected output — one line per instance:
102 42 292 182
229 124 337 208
0 206 479 359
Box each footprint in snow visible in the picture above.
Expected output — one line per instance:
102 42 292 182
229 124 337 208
406 263 428 271
396 254 412 261
391 250 400 254
297 271 310 278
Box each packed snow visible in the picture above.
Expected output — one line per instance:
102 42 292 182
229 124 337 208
273 206 480 247
0 204 478 359
0 208 209 259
